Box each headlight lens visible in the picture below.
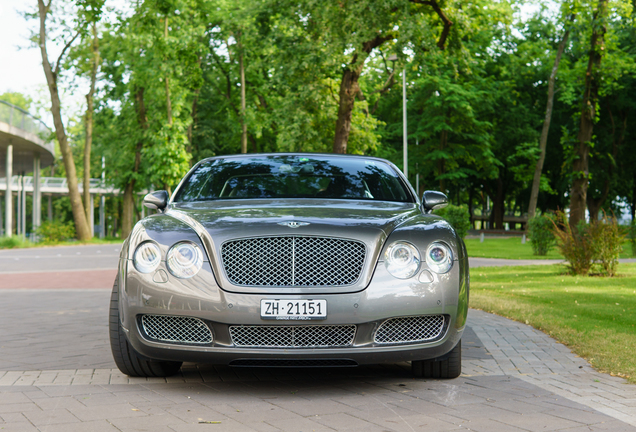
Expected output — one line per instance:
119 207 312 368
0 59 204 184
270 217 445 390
384 241 421 279
167 242 203 279
133 242 161 273
426 242 453 274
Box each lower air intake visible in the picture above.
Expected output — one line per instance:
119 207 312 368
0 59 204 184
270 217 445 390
140 314 213 345
230 359 358 367
374 315 448 344
229 325 356 348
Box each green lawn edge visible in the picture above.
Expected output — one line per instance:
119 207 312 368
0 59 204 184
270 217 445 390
470 263 636 383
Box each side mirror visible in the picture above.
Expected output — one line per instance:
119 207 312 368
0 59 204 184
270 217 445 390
421 190 448 214
143 190 169 212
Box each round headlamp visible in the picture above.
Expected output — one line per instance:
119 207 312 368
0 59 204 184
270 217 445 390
384 241 421 279
167 242 203 279
133 241 161 273
426 242 453 274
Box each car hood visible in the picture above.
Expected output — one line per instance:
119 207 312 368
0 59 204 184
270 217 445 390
166 199 421 294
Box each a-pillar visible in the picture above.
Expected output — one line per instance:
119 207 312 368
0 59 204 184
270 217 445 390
32 153 41 237
5 144 12 236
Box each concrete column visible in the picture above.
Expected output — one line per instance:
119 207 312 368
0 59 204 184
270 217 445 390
21 174 26 238
99 195 105 239
32 153 41 235
47 195 53 221
5 144 12 236
90 194 95 235
16 174 21 236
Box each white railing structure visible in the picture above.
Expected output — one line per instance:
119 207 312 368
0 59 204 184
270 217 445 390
0 100 52 138
0 176 119 195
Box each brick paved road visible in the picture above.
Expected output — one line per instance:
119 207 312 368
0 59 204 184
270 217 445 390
1 247 635 431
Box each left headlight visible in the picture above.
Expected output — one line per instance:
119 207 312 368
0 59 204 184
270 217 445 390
166 242 203 279
384 241 421 279
426 242 453 274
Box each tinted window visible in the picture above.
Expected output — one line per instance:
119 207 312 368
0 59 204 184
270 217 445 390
175 156 412 203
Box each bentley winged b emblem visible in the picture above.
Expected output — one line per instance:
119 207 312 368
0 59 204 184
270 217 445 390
278 221 310 228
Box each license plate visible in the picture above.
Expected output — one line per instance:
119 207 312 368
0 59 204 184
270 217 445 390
260 299 327 320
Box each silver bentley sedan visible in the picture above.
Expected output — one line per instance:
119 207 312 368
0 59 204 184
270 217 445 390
109 153 469 378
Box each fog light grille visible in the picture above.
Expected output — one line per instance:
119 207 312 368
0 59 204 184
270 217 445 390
141 315 213 345
375 315 447 344
229 325 356 348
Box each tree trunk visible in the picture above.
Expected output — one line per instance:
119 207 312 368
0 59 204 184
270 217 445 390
569 0 608 228
121 88 147 239
527 17 572 220
492 177 505 230
333 35 391 154
83 23 99 238
37 0 91 241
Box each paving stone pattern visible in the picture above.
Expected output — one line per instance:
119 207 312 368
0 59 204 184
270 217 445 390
1 290 635 431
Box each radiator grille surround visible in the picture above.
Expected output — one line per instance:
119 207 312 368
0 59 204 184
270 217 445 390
374 315 447 345
221 236 366 287
140 314 213 345
229 325 356 348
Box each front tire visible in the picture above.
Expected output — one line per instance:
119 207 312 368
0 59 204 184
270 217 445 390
109 277 182 377
412 340 461 379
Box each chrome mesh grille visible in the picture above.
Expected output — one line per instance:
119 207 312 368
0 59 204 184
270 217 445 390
141 315 213 345
221 236 366 287
374 315 447 344
229 325 356 348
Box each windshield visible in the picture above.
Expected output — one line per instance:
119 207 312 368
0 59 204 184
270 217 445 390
174 155 413 203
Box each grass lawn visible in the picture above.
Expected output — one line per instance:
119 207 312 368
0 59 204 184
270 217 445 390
465 236 635 260
0 236 123 249
470 263 636 383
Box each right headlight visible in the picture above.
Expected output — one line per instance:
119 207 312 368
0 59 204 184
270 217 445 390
384 241 421 279
133 241 161 273
426 242 453 274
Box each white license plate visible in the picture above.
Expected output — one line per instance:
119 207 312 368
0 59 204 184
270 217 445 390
260 299 327 320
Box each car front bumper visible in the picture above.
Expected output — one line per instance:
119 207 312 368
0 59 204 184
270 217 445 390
117 257 467 366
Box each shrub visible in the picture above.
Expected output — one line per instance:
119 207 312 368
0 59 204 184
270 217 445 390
588 213 625 277
0 236 31 249
551 211 593 275
629 221 636 257
552 211 625 277
434 204 471 239
527 213 556 256
36 221 76 243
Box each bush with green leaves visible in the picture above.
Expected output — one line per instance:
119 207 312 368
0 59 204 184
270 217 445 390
434 204 471 239
588 215 625 277
629 221 636 257
0 236 32 249
551 212 593 275
36 221 76 243
552 211 624 276
527 213 556 256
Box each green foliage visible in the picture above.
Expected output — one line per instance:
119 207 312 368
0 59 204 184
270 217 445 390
37 221 77 243
0 236 33 249
552 211 625 276
552 212 594 276
0 92 32 110
434 204 471 239
588 215 626 277
527 213 556 256
630 221 636 257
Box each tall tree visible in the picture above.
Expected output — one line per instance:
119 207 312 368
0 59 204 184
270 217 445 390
569 0 609 227
37 0 91 241
527 14 573 220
